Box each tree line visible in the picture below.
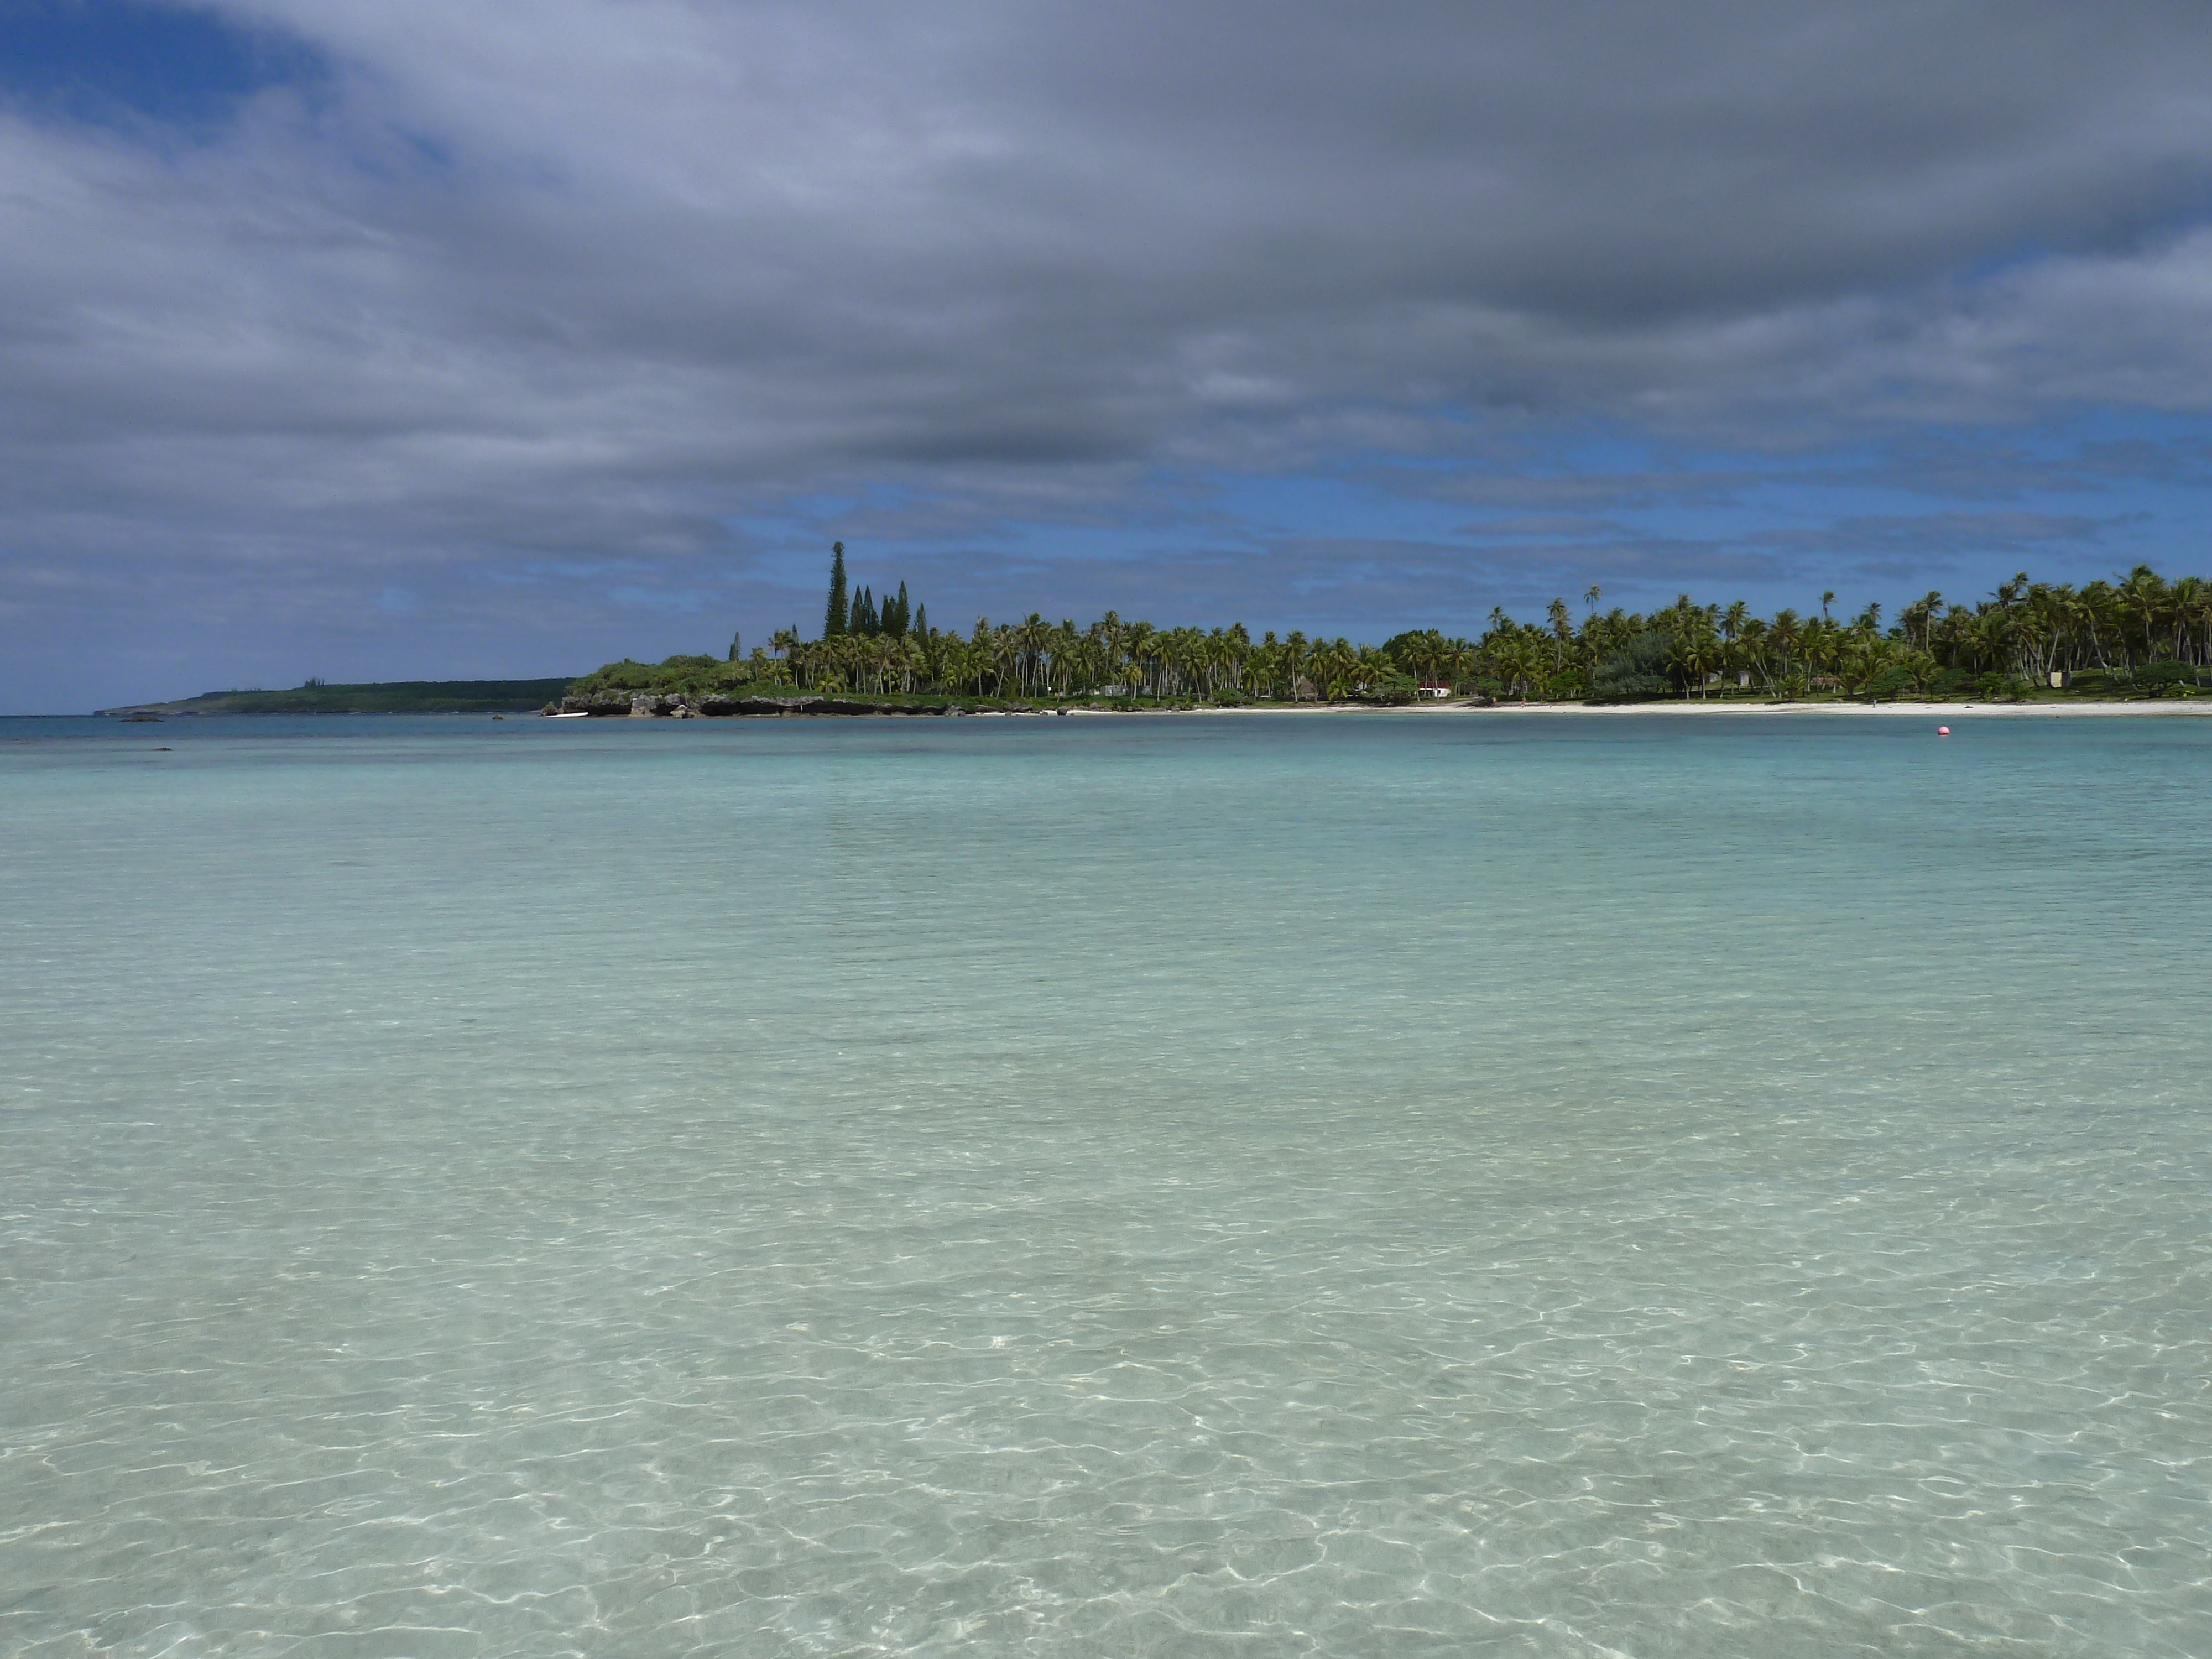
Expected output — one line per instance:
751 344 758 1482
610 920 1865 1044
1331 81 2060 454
583 559 2212 705
819 540 924 643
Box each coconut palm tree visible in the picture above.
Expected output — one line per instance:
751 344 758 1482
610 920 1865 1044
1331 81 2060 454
2171 575 2210 665
1721 600 1748 648
2118 565 2166 669
1734 615 1769 689
1768 609 1802 681
1798 617 1838 691
1546 598 1573 672
1669 627 1721 698
1964 607 2014 677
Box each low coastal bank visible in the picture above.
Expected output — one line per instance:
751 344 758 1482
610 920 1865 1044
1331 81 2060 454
548 690 2212 719
547 692 1046 718
92 682 2212 722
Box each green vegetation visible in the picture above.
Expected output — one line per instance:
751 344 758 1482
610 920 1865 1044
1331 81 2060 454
118 561 2212 719
823 541 849 639
1556 570 2212 702
572 557 2212 709
101 679 575 716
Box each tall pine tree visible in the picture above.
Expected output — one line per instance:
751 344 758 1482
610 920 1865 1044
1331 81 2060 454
853 587 879 635
888 581 911 640
823 542 848 638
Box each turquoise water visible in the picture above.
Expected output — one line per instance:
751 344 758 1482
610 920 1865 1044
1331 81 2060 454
3 712 2209 1658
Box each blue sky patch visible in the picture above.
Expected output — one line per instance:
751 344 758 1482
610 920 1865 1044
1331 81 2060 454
0 1 324 130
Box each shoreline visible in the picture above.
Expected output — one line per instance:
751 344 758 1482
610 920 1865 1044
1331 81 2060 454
49 696 2210 723
1066 697 2212 718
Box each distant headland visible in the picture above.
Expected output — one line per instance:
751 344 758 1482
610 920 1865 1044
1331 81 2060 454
97 679 575 717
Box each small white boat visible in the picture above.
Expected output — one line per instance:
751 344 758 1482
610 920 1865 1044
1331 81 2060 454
545 710 592 719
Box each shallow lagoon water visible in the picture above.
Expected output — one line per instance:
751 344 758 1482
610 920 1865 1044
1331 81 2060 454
3 711 2209 1657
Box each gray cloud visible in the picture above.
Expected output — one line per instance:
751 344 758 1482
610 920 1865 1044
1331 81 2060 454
8 0 2212 706
1760 510 2119 557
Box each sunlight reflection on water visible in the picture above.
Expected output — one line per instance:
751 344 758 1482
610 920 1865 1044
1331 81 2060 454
3 713 2209 1656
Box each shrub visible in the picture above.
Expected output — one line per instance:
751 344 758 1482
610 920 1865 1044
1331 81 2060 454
1863 664 1918 701
571 659 659 692
2132 661 2206 695
1589 631 1676 702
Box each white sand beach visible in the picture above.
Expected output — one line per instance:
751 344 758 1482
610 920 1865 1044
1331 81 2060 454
1074 697 2212 718
1430 697 2212 717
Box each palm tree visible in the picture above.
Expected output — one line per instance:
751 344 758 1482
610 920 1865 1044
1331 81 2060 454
1490 634 1535 701
2119 565 2166 669
1546 598 1573 673
1899 589 1944 655
1768 610 1802 681
2171 575 2211 666
1966 607 2014 677
1799 617 1837 691
1736 616 1770 690
1670 627 1720 698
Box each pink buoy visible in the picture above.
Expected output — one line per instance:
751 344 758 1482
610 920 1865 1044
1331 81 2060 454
1937 726 1950 735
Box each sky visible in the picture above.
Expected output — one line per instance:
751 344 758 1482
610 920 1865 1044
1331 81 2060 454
6 1 2212 711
